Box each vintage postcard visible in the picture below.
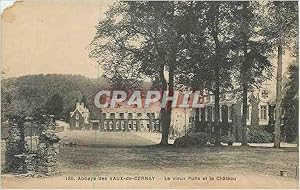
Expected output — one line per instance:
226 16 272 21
1 0 299 189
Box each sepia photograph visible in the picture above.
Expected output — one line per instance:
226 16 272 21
0 0 299 189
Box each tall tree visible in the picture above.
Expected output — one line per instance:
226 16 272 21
173 1 211 132
231 2 272 145
200 2 237 144
45 94 64 119
175 2 236 142
89 1 189 145
263 1 298 148
282 64 298 144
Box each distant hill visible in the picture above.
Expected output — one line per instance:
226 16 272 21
1 74 109 121
1 74 152 122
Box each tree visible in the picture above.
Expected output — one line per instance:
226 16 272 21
89 1 190 145
263 1 298 148
282 64 298 143
45 94 64 119
168 2 236 143
204 2 238 144
169 1 210 133
231 2 272 145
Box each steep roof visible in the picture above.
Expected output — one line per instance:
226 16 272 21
70 102 90 117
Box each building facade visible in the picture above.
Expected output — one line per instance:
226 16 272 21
86 101 194 134
69 85 275 141
69 102 90 130
191 87 276 140
90 101 163 132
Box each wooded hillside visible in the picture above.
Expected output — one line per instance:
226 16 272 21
1 74 109 121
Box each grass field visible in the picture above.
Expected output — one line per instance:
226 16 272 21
1 131 299 189
56 131 159 147
58 144 298 178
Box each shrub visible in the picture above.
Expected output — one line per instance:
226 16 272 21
186 127 197 135
221 133 235 144
174 132 211 147
247 128 273 143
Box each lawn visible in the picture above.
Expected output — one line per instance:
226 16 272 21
1 131 299 189
56 131 159 147
58 145 298 178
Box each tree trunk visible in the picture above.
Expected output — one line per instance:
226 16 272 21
195 108 200 131
241 36 248 145
160 109 169 145
241 2 249 145
159 62 174 146
214 83 221 145
233 100 242 142
241 81 248 145
249 93 259 127
211 23 221 145
159 66 168 145
274 45 283 148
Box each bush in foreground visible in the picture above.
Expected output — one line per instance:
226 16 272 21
247 128 273 143
221 133 236 145
174 132 211 147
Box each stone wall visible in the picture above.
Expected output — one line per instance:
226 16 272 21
37 136 60 175
4 115 60 177
36 116 60 176
4 118 26 173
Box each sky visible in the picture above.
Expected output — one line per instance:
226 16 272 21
1 0 114 78
1 0 295 80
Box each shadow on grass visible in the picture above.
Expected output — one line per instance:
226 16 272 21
68 142 298 153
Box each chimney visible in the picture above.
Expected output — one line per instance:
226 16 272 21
76 102 80 108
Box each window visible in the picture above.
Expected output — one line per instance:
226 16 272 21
228 106 233 122
151 113 155 118
206 106 211 121
212 107 215 121
128 113 133 119
75 121 79 128
260 105 267 120
119 113 124 119
102 113 106 119
189 117 193 124
219 107 222 121
76 113 79 120
199 108 204 121
247 106 250 120
137 113 142 118
110 113 115 119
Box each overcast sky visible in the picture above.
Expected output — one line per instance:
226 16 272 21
2 0 113 78
1 0 293 81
